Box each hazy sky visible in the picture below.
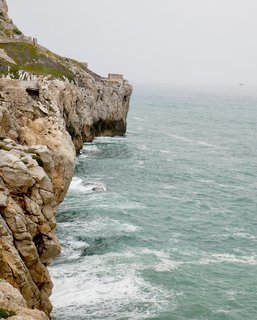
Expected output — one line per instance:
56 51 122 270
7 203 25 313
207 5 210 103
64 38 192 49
7 0 257 86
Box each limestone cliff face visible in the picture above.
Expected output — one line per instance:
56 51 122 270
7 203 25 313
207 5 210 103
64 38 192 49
0 0 132 318
0 281 48 319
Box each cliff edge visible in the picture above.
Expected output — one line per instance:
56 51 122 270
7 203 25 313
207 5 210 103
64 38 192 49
0 1 132 318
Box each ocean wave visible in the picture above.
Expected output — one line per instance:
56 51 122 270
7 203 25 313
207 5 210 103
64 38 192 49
169 134 193 143
54 217 140 262
132 116 145 122
169 134 219 148
69 177 107 193
117 202 146 210
55 238 89 263
197 253 257 265
83 145 101 153
81 218 140 234
58 217 140 238
50 252 175 319
127 130 141 134
162 184 177 190
137 144 148 150
223 227 256 240
233 232 256 240
136 248 181 272
93 136 128 144
224 289 239 301
154 259 179 272
197 140 217 148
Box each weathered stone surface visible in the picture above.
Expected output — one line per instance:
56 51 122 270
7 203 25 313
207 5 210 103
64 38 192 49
0 0 8 14
0 140 60 317
0 281 48 320
0 191 8 207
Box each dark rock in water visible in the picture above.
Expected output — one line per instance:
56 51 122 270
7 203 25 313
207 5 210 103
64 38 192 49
92 184 107 192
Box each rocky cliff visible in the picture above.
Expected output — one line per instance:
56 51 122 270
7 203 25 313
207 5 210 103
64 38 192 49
0 0 22 37
0 1 132 318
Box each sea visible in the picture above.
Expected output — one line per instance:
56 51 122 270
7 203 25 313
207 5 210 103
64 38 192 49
50 85 257 320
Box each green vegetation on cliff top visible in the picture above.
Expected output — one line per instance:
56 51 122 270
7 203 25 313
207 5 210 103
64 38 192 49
0 41 78 80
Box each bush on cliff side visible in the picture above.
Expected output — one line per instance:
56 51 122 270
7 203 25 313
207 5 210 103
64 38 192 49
0 308 16 318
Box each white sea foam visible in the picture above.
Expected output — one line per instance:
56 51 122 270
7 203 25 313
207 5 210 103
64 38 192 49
140 248 170 258
83 145 101 153
197 179 214 184
215 308 232 315
94 136 127 144
137 144 148 150
69 177 107 193
198 253 257 265
82 218 140 234
197 140 217 148
50 251 175 319
57 238 89 261
223 227 256 240
169 134 193 143
159 149 170 154
138 248 181 271
154 259 179 272
56 225 140 264
117 202 146 210
60 217 140 237
162 184 177 190
169 134 219 148
127 130 141 134
225 289 238 301
233 232 256 240
132 116 145 122
76 153 88 159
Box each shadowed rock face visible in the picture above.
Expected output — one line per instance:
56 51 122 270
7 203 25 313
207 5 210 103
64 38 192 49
0 1 132 318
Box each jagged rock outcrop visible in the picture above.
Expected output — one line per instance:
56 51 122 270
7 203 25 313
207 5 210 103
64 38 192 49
0 0 132 318
0 0 22 37
0 281 48 319
0 138 60 316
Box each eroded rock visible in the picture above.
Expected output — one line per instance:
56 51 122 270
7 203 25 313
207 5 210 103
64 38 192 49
0 281 48 320
0 139 60 317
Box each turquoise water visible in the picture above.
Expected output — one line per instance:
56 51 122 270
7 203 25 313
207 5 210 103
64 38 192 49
50 86 257 320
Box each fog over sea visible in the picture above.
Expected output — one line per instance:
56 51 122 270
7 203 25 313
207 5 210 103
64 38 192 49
49 85 257 320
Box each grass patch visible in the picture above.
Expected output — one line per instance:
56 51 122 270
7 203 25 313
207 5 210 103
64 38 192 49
0 308 16 318
0 42 76 80
69 58 88 71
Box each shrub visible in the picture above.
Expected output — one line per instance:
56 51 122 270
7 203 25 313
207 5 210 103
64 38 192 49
0 308 16 318
13 27 22 35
